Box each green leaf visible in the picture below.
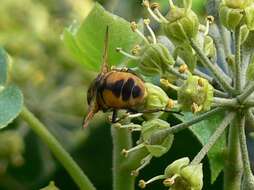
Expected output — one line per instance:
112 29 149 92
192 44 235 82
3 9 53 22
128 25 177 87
177 111 226 183
0 85 23 129
0 47 8 86
63 3 142 72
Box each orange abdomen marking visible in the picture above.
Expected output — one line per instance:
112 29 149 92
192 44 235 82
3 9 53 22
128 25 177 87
97 71 146 110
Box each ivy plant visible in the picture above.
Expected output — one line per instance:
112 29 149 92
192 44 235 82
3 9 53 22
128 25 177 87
1 0 254 190
64 0 254 190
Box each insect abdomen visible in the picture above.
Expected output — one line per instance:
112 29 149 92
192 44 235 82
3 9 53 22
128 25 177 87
98 71 146 109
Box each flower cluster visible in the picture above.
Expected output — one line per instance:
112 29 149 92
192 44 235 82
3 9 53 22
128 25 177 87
113 0 254 189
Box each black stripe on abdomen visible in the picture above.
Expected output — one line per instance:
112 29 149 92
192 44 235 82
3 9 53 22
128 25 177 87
109 79 124 98
122 78 135 101
132 85 141 98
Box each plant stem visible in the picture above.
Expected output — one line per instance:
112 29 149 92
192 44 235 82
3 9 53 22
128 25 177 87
189 38 235 94
213 97 238 107
152 107 223 140
234 26 242 92
237 82 254 103
241 48 251 87
191 112 235 165
220 25 232 60
214 89 229 98
209 23 229 74
246 109 254 124
111 126 135 190
19 106 96 190
245 100 254 107
194 69 214 83
166 65 187 80
224 116 243 190
239 115 254 179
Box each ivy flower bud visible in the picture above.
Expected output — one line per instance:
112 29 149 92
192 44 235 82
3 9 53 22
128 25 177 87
219 0 254 30
143 83 170 119
245 4 254 30
177 75 214 112
40 181 60 190
225 0 252 9
139 43 175 77
174 44 197 72
164 158 203 190
141 119 174 157
219 3 244 30
162 6 199 45
138 157 203 189
180 164 203 190
164 157 190 177
203 35 217 61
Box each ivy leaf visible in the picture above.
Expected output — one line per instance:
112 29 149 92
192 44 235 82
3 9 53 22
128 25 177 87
63 3 142 71
0 47 8 86
0 85 23 129
177 111 226 184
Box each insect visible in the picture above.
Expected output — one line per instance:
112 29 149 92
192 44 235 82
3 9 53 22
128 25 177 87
83 26 147 128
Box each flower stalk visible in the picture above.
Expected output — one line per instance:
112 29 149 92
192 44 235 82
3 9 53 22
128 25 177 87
19 106 96 190
224 116 243 190
191 112 235 165
239 115 254 186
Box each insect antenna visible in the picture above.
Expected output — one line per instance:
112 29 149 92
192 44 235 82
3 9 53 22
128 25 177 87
101 26 110 74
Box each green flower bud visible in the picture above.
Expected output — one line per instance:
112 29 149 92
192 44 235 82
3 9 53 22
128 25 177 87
143 83 170 119
225 0 252 9
174 44 197 72
164 157 190 177
177 75 214 112
141 119 174 157
220 0 254 30
162 6 199 45
163 158 203 190
247 56 254 81
139 43 175 77
40 181 60 190
219 3 244 30
245 3 254 30
203 35 217 61
180 164 203 190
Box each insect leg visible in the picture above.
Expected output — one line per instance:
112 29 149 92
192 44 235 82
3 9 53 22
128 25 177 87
111 109 118 123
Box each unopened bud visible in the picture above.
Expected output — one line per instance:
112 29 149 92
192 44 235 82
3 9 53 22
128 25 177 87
139 43 175 77
163 6 199 45
143 83 170 119
178 75 214 112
